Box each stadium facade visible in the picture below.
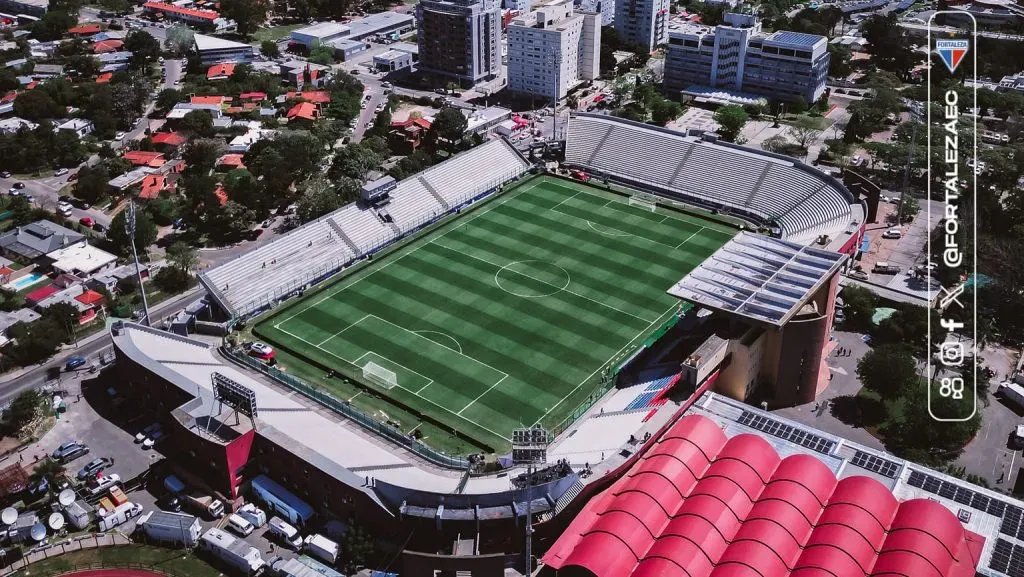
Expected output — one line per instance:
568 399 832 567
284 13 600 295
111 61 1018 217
664 13 830 103
131 115 1018 576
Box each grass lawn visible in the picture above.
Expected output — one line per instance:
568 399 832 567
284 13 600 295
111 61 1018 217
251 24 303 43
12 545 222 577
256 175 734 451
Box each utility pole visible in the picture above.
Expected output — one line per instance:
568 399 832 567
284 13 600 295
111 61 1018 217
125 199 151 326
897 118 918 225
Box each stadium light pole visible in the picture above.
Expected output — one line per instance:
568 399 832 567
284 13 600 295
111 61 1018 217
125 199 151 327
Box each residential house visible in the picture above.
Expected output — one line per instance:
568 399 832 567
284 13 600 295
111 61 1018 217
286 101 319 125
150 131 186 151
143 2 229 32
166 103 223 120
389 117 432 152
0 117 37 134
57 118 94 137
87 263 149 293
216 154 246 171
0 308 41 347
207 62 235 81
123 150 166 168
67 24 102 36
31 283 105 323
228 122 273 153
137 174 168 200
31 64 63 79
93 39 123 53
95 72 112 83
278 60 331 88
0 221 85 264
44 243 118 278
109 167 153 191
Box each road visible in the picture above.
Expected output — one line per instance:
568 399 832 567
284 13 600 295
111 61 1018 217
0 288 206 406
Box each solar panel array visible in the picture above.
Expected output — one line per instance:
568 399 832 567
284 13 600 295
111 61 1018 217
991 539 1024 577
850 450 900 479
737 411 836 455
907 470 1019 536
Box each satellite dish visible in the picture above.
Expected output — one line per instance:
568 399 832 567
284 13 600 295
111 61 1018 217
58 490 74 508
29 523 45 542
0 508 16 526
47 513 64 531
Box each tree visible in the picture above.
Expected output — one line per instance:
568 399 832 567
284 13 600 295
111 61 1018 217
180 109 215 137
790 115 823 149
827 43 853 78
219 0 270 36
787 96 808 116
124 29 161 69
861 14 917 79
30 11 76 41
650 98 683 126
841 284 877 330
298 177 345 222
308 45 335 66
183 138 225 175
13 90 62 121
74 165 111 204
872 303 932 356
166 241 198 276
155 88 183 113
164 25 195 56
260 40 280 59
427 107 468 151
329 144 382 181
713 105 748 142
0 389 42 435
762 134 789 153
884 382 980 464
341 524 374 574
108 208 157 255
857 344 918 398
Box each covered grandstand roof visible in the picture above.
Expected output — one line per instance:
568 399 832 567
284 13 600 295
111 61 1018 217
543 409 985 577
666 232 846 326
200 138 529 317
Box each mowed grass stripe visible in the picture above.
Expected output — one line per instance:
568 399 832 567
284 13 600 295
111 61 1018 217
258 175 736 445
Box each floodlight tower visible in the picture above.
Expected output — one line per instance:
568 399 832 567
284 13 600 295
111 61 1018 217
513 426 550 576
125 199 151 326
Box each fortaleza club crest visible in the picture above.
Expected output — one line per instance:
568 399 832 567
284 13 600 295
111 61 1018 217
936 39 969 74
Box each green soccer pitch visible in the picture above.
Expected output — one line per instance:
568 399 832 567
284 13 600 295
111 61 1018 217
255 175 735 451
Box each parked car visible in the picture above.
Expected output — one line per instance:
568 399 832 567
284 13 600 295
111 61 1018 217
0 171 10 178
135 423 161 443
158 494 182 512
26 477 49 496
882 228 902 239
142 429 165 449
79 217 94 228
115 132 126 141
54 168 69 177
248 343 274 360
92 222 107 233
848 269 869 281
70 198 90 209
872 262 901 274
77 457 113 479
11 182 24 190
52 441 89 462
65 356 87 371
6 188 19 196
23 194 33 204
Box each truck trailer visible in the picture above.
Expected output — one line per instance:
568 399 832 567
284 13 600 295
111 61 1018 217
302 534 339 565
250 475 314 526
137 510 201 547
999 382 1024 409
199 528 265 576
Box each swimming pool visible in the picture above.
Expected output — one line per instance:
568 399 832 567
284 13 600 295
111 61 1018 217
5 272 46 291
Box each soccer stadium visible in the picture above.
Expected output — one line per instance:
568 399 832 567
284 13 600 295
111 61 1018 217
115 113 1024 576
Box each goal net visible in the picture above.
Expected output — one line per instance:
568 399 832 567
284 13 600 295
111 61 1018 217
628 195 657 212
363 361 398 389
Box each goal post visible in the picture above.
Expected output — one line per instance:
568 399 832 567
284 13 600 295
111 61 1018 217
363 361 398 389
628 194 657 212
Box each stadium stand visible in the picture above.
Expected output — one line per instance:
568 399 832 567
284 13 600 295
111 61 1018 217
201 138 530 318
565 114 856 244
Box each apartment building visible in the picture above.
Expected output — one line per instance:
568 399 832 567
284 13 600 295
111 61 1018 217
614 0 668 52
664 13 830 103
575 0 614 25
507 0 601 100
416 0 502 84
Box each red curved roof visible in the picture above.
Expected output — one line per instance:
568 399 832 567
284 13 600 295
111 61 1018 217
543 414 982 577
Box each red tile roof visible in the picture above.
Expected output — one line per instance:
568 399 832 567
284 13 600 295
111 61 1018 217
0 91 15 103
93 39 123 53
142 1 219 20
190 95 229 106
207 63 235 80
285 91 330 104
74 290 105 306
123 150 166 167
216 153 246 169
138 174 166 199
25 284 58 303
239 92 266 101
68 24 101 34
25 81 37 90
95 72 112 84
543 413 985 577
0 267 13 277
150 132 186 147
225 106 243 115
286 101 318 121
214 184 228 206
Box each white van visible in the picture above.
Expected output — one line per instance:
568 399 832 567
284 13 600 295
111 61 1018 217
882 228 902 239
226 513 254 537
90 474 122 496
267 516 302 550
235 503 266 528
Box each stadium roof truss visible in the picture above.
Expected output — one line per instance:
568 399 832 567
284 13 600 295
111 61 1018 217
666 232 847 327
